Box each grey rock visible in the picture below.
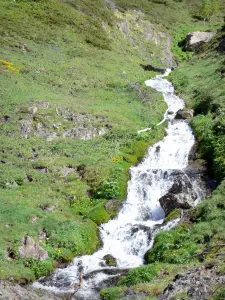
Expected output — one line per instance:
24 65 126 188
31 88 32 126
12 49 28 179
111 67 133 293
60 166 75 177
20 119 32 138
158 265 225 300
159 174 197 216
175 109 194 120
140 64 166 73
18 235 48 260
0 281 61 300
104 199 119 212
185 31 215 52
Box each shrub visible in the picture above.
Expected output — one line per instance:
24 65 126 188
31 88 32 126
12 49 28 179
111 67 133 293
145 227 199 264
119 264 158 286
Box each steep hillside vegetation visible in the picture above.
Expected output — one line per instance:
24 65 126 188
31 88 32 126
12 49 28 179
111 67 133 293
0 0 224 290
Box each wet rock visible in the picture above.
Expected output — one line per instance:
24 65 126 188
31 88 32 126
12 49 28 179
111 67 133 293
103 254 117 267
140 64 166 73
185 31 215 52
175 109 194 120
18 235 48 260
159 175 197 216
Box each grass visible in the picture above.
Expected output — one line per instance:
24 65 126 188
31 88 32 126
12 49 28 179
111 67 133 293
0 0 170 282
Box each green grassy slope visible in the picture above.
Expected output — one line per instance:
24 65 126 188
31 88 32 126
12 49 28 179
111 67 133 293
0 0 224 286
0 0 168 282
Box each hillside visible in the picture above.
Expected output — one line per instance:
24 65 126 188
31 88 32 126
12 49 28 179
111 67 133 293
0 0 225 297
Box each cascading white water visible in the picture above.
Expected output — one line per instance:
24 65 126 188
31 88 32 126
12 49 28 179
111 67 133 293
33 70 200 299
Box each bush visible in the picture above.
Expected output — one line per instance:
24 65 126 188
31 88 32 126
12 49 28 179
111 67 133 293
46 220 99 256
119 264 158 286
145 227 199 264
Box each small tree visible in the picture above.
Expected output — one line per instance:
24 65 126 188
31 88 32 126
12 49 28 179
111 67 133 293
200 0 219 23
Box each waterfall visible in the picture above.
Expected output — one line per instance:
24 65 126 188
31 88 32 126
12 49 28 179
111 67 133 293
33 70 200 299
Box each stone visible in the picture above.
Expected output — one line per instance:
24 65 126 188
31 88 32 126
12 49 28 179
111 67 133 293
18 235 48 261
104 199 119 212
60 166 75 177
30 215 38 223
0 281 61 299
103 254 117 267
175 109 194 120
185 31 215 52
140 64 166 73
20 119 32 138
217 34 225 52
40 203 55 212
159 174 197 216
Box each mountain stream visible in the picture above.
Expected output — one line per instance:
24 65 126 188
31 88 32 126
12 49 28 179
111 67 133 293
33 70 203 299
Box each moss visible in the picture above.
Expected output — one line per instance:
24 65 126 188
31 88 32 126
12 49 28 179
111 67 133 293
100 287 123 300
87 202 111 225
163 208 181 224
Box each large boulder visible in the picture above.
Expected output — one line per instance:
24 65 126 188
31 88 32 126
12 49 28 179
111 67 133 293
159 175 197 216
185 31 215 52
18 235 48 260
175 109 194 120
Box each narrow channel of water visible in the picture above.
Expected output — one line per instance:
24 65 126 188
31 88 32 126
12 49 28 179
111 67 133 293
33 70 202 299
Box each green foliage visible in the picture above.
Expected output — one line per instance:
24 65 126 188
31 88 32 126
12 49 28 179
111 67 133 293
119 264 158 286
199 0 219 22
171 28 225 181
45 219 99 255
86 202 111 225
145 226 199 264
100 287 122 300
164 208 181 223
23 258 54 278
211 285 225 300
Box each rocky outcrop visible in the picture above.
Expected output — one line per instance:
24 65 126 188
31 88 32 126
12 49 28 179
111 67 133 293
159 174 197 216
114 10 176 67
185 31 215 52
158 265 225 300
175 109 194 120
19 102 111 140
18 236 48 261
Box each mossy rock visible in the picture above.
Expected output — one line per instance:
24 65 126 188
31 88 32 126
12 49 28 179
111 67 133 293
163 208 181 224
87 202 111 225
103 254 117 267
